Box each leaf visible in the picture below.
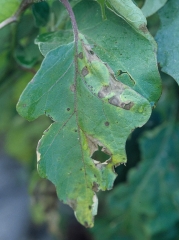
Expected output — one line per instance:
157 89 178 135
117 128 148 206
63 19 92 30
14 42 40 68
106 0 155 45
0 0 20 22
12 13 41 68
155 0 179 85
107 123 179 239
32 2 50 27
141 0 168 18
35 30 73 56
75 1 161 104
37 1 162 105
17 30 151 227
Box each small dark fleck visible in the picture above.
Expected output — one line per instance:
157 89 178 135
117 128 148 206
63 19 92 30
105 121 110 126
139 24 148 34
67 108 70 111
89 50 94 55
75 129 77 132
78 52 83 59
84 221 89 228
89 206 92 210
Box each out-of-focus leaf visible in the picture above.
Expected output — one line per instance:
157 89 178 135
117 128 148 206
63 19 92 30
0 0 20 22
107 123 179 239
0 26 12 80
17 30 151 227
32 2 50 27
13 14 41 68
14 42 40 68
35 30 73 56
0 71 50 165
141 0 168 18
155 0 179 85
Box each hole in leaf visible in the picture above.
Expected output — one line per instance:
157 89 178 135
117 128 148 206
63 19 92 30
91 146 110 163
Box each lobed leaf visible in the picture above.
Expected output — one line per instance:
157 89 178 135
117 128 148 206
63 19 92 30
17 30 151 226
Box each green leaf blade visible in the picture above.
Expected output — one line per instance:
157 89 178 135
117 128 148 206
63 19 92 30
17 10 153 226
17 42 75 122
74 1 161 105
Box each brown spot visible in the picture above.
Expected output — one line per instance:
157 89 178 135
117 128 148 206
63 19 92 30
108 96 120 107
105 121 109 126
81 66 89 77
67 108 70 111
139 24 148 34
78 52 83 59
70 84 75 92
92 182 99 192
84 221 90 228
98 85 111 98
122 102 134 110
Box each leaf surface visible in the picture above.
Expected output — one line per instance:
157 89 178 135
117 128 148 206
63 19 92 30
155 0 179 85
35 30 73 56
141 0 168 18
36 1 162 105
106 0 151 40
17 30 151 227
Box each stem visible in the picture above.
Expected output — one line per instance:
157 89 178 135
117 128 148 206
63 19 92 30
0 16 17 29
60 0 78 45
0 0 31 30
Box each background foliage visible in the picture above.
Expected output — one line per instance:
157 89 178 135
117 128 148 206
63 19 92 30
0 0 179 239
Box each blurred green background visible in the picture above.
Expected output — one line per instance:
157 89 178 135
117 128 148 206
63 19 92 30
0 0 179 239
